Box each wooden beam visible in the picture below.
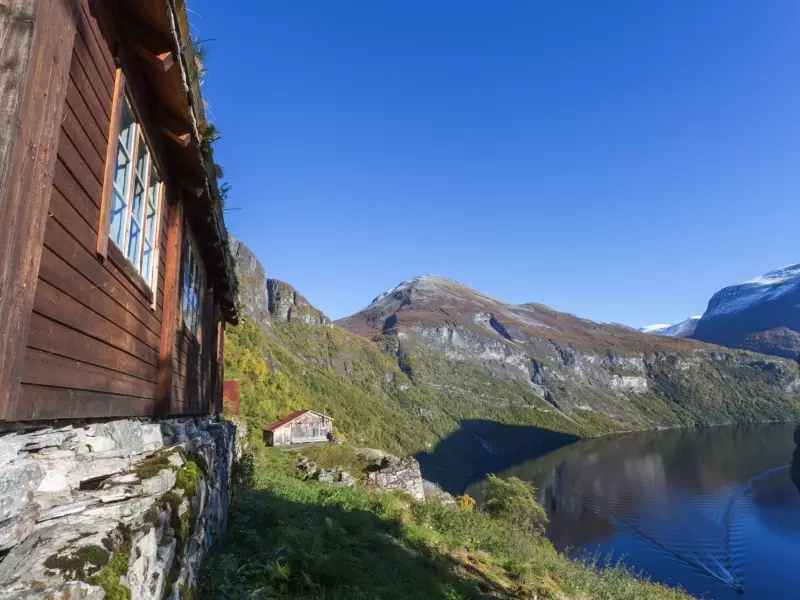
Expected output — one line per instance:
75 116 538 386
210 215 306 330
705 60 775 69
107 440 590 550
119 9 175 72
132 43 174 71
180 179 204 197
156 189 183 413
0 0 36 201
0 0 80 420
159 110 192 147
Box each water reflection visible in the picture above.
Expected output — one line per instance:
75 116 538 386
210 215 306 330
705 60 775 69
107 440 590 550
469 423 800 599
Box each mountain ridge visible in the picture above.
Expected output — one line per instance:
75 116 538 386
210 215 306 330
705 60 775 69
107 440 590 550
227 242 800 456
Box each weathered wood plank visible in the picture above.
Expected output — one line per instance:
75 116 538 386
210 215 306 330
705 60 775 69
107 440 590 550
33 278 160 366
22 347 157 398
156 196 182 409
61 101 105 184
16 384 169 420
26 312 158 382
68 47 110 134
42 216 162 335
79 0 114 75
201 288 215 413
74 5 114 84
0 0 79 420
73 22 113 98
58 124 103 207
0 0 36 202
37 245 160 351
65 77 107 160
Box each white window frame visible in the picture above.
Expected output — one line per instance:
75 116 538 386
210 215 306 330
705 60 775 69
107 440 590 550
108 93 163 290
181 226 206 341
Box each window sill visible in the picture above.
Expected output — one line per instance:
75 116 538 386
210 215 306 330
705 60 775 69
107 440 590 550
108 242 155 306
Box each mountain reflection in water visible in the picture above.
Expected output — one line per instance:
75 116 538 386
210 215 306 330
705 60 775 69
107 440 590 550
468 423 800 599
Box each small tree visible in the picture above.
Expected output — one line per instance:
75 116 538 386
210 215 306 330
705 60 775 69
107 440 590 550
483 475 548 534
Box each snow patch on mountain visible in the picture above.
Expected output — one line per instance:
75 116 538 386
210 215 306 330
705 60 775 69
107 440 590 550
641 316 701 338
641 324 671 334
705 264 800 319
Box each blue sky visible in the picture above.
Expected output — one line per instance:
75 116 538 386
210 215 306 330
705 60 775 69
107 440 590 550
190 0 800 327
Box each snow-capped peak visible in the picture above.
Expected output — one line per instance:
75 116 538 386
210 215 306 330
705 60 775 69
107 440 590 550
640 316 701 338
704 264 800 319
744 263 800 286
641 324 671 334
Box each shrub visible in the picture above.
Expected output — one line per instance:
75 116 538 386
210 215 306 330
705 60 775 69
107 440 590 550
456 494 476 511
483 474 548 534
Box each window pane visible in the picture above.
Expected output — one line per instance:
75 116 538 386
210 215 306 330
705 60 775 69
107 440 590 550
118 97 136 150
142 241 152 283
109 189 127 247
145 167 159 242
127 218 141 266
135 134 149 179
110 107 133 249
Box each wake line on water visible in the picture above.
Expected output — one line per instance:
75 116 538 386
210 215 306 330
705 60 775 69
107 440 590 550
592 497 744 594
720 463 790 590
577 464 793 595
583 465 791 594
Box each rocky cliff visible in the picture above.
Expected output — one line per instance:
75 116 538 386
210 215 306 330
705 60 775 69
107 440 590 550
230 238 328 326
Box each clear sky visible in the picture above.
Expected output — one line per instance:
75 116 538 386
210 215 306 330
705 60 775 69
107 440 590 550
189 0 800 327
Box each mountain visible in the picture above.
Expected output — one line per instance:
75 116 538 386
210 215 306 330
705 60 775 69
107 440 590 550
641 316 701 338
230 238 329 326
690 264 800 359
226 243 800 462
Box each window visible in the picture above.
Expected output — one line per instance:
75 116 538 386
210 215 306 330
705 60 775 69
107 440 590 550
182 230 205 339
108 93 162 287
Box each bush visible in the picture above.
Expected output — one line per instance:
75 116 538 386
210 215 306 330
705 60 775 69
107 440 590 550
456 494 476 511
483 474 548 534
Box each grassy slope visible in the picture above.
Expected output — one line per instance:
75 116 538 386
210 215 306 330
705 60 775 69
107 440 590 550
200 444 693 600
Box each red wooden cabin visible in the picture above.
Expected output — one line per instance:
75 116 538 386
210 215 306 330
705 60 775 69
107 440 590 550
0 0 238 421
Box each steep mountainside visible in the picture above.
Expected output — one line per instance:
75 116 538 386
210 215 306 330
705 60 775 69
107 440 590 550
226 242 800 461
691 264 800 359
337 274 800 429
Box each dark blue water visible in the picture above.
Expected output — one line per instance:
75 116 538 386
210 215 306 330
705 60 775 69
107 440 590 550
480 423 800 599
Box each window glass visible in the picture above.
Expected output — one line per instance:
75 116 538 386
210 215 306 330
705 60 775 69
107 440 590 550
182 230 205 339
110 98 136 248
107 94 161 289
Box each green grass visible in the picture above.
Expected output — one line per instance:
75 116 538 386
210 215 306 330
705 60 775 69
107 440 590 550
200 445 692 600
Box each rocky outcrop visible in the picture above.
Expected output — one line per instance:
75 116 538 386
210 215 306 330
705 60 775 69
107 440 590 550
0 417 235 600
230 237 271 323
356 449 425 501
230 238 329 327
267 279 329 325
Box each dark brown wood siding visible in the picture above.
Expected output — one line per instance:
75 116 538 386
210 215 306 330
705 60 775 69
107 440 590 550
12 2 223 420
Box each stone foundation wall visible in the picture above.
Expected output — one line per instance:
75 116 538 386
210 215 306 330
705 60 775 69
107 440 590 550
0 416 235 600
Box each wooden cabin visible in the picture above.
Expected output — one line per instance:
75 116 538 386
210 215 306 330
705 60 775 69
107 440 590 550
263 411 334 447
0 0 238 421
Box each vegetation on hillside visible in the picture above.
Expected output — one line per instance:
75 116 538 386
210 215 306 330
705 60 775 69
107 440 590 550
225 315 800 458
224 317 613 455
200 444 693 600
